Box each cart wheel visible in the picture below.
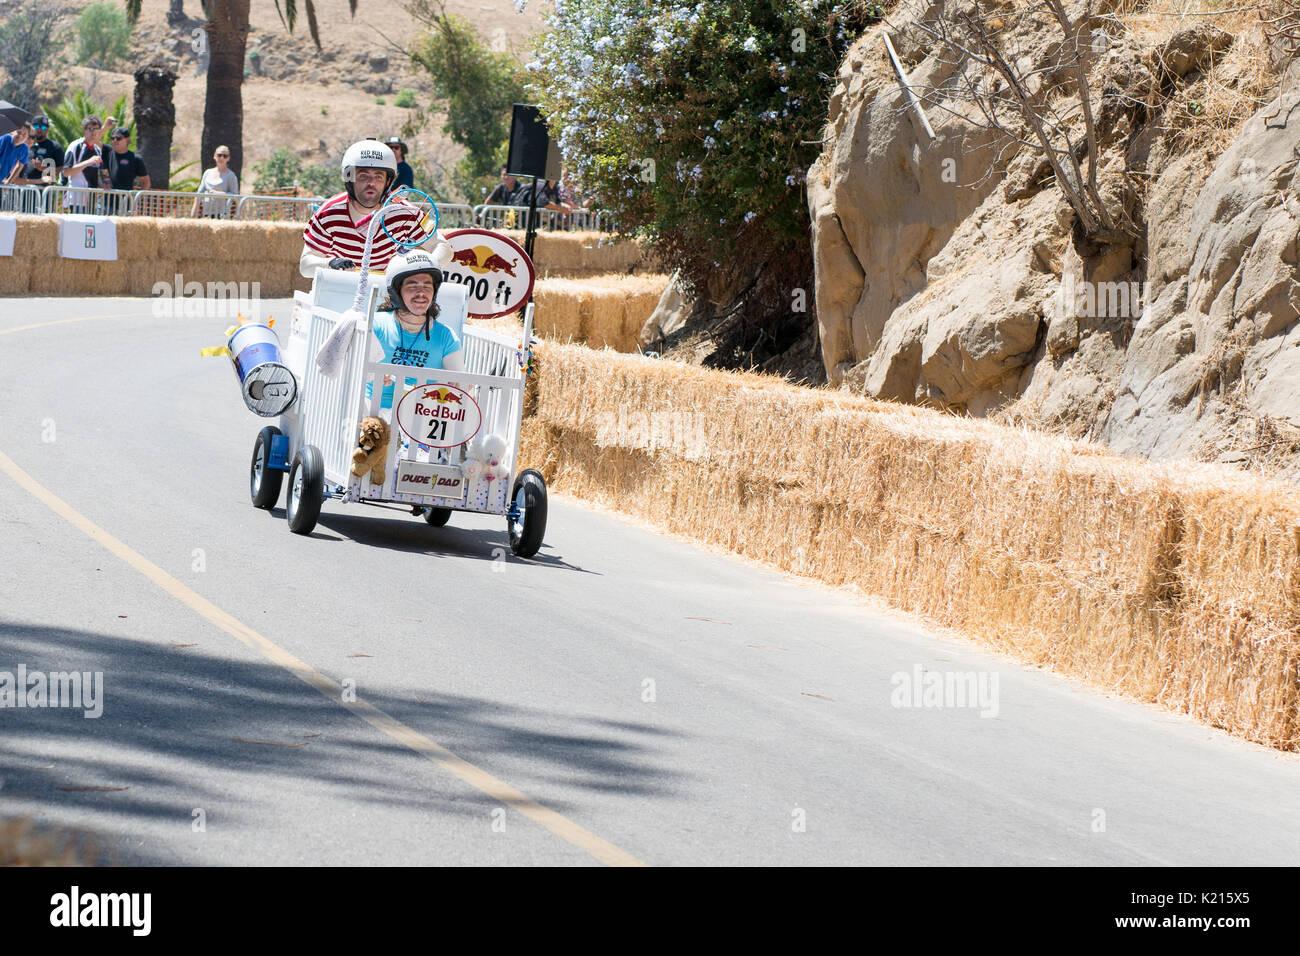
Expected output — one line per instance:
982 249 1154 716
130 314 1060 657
424 507 452 527
250 426 284 509
286 445 324 535
508 469 547 558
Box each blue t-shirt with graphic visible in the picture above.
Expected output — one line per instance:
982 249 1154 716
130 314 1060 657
0 135 29 179
368 311 462 408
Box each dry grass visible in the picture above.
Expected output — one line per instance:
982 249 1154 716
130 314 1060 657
0 817 98 866
522 341 1300 750
1113 0 1277 155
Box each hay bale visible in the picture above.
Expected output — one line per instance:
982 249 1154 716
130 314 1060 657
89 260 132 295
0 256 31 294
26 256 101 295
115 219 160 261
13 214 58 258
530 274 670 352
520 339 1300 751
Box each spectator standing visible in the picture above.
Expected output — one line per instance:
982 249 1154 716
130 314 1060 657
0 123 31 184
192 145 239 218
106 127 150 190
19 115 63 186
62 116 108 212
386 137 414 190
485 165 518 205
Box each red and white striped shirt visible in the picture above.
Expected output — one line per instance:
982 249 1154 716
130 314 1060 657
303 193 427 271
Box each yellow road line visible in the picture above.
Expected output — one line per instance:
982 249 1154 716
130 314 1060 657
0 311 142 337
0 449 645 867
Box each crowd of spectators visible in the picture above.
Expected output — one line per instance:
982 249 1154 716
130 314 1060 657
483 164 593 226
3 119 603 228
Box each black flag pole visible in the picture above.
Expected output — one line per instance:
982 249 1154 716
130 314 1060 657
525 175 539 260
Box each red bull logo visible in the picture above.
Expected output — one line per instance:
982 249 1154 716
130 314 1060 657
451 244 518 277
421 387 463 404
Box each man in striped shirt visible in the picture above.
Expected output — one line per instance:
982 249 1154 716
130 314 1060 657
299 139 450 278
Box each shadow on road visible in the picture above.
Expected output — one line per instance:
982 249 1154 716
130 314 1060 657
0 619 677 864
311 509 597 573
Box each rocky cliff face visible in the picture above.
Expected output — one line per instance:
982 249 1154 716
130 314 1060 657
809 1 1298 471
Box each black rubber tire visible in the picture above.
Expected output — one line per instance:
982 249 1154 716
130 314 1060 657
508 469 547 558
423 507 452 527
286 445 324 535
250 426 284 509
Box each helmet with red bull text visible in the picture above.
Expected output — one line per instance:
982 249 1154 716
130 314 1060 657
341 140 398 203
387 250 443 324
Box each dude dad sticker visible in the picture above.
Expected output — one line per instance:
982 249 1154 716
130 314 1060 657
442 228 535 319
394 382 482 449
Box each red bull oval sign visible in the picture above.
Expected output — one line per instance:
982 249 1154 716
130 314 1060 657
394 382 483 449
442 228 535 319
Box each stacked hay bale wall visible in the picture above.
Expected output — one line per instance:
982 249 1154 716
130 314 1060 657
1 217 649 297
520 343 1300 749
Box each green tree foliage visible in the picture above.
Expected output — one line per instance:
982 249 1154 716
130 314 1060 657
253 147 338 197
75 2 133 70
528 0 871 346
0 2 67 110
405 0 525 200
45 92 133 146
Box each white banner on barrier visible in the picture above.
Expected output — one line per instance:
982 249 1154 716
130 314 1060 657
57 215 118 261
0 217 14 257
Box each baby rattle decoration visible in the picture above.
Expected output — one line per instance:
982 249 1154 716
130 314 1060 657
516 335 539 376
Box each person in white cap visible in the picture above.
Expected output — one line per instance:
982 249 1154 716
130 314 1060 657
367 250 464 409
299 139 450 278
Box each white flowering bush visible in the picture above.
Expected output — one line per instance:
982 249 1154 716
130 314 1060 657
529 0 876 324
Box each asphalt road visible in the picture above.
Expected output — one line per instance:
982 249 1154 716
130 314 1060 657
4 296 1300 866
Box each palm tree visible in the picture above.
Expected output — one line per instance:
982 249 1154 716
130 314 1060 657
125 0 353 181
46 92 133 146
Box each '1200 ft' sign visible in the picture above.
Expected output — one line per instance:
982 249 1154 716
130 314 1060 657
441 228 535 319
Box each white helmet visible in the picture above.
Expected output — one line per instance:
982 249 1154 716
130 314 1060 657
341 140 398 200
387 250 443 320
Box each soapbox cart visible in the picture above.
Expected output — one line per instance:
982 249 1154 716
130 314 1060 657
245 268 548 557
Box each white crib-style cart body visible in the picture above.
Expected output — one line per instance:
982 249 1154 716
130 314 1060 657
246 266 547 557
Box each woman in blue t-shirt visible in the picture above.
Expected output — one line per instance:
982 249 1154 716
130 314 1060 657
370 250 464 408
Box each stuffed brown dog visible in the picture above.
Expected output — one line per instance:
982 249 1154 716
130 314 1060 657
351 416 390 485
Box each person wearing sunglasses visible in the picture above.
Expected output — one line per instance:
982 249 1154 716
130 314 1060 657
192 145 238 218
61 116 109 212
105 127 150 192
17 115 62 186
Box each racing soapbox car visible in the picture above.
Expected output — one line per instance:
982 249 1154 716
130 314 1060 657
244 266 547 558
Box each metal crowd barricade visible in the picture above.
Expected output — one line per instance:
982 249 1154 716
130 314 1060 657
235 194 321 222
472 203 614 233
9 186 617 232
474 204 528 231
41 185 137 217
434 203 476 229
134 189 213 218
0 184 44 214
